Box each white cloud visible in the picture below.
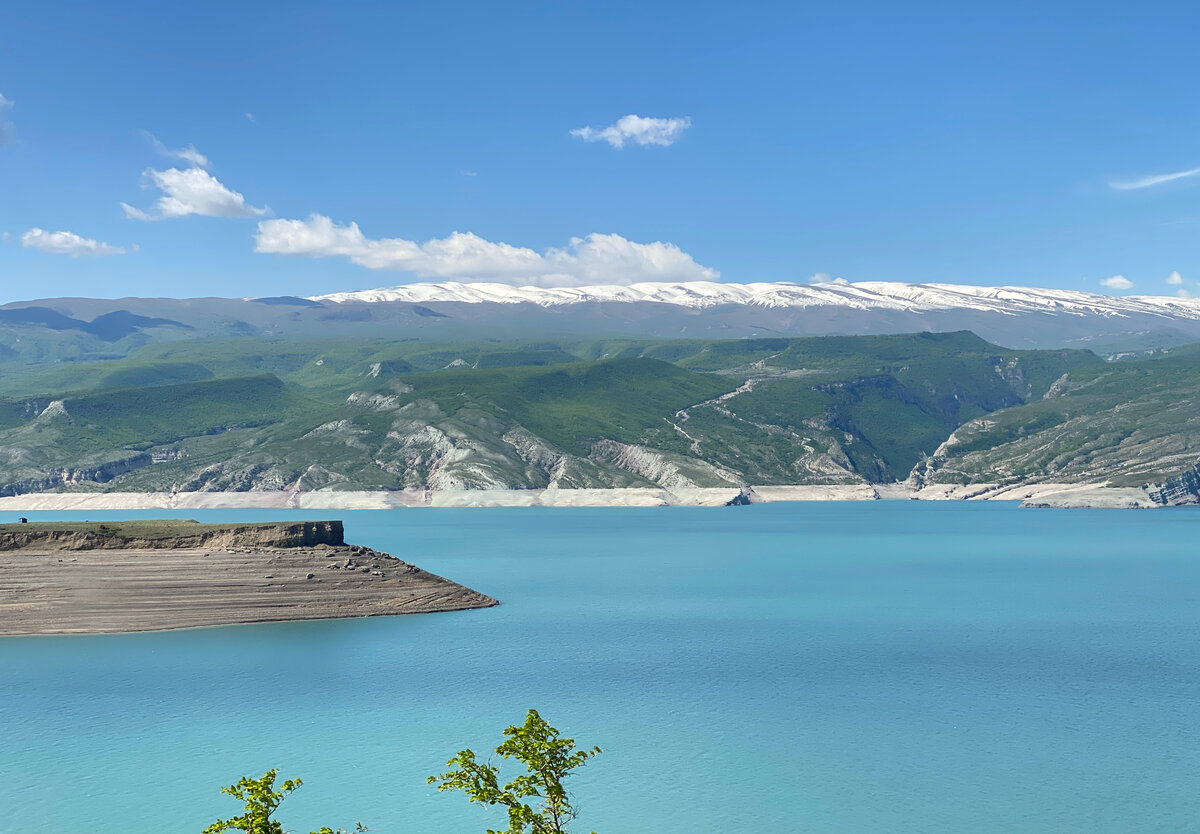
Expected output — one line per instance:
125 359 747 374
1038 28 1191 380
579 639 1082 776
142 131 210 169
570 115 691 149
244 112 256 122
1167 271 1184 285
1178 289 1193 299
122 167 267 221
808 272 848 285
1109 166 1200 191
253 214 719 286
0 92 14 147
21 228 127 257
1100 274 1133 290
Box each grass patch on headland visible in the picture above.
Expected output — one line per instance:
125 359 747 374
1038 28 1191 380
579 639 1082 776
1 519 245 538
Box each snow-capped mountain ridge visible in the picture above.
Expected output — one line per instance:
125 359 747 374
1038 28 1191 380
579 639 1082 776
311 280 1200 320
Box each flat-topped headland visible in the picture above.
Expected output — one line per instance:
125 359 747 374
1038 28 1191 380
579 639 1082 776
0 519 497 636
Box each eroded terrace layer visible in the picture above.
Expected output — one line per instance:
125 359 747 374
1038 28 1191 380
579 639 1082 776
0 519 497 635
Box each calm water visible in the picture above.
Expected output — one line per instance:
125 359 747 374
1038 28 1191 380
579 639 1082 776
2 503 1199 833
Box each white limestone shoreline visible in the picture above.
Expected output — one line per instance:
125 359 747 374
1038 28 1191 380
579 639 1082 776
0 482 1162 511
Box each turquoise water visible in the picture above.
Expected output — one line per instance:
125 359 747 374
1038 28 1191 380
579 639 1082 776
2 503 1200 833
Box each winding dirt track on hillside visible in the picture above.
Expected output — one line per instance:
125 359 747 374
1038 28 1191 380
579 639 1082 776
0 544 497 635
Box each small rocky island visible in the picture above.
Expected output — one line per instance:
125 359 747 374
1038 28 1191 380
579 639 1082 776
0 519 497 636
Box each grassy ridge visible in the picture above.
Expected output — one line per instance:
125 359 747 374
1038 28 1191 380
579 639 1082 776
0 376 331 493
390 358 734 455
0 519 259 538
55 375 304 451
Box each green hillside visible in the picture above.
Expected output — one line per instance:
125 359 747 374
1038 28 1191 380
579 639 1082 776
915 350 1200 487
388 358 733 455
619 332 1104 483
1 329 1189 495
0 375 331 495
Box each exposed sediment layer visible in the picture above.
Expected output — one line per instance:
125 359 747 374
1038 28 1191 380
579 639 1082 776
0 520 345 552
0 488 754 510
0 484 1170 510
0 521 497 636
908 483 1159 509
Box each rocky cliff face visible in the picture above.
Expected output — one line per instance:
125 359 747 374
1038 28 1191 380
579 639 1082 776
589 438 743 490
0 454 154 497
0 520 345 551
1147 461 1200 506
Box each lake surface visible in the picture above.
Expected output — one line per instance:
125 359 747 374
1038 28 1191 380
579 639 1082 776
2 503 1199 833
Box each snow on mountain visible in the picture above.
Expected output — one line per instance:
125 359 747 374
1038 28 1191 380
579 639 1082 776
310 280 1200 320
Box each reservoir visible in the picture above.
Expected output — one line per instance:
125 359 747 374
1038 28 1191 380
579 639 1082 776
2 503 1198 832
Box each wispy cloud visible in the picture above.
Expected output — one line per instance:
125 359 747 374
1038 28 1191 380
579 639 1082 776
1178 289 1193 299
808 272 848 285
0 93 14 147
571 115 691 149
254 214 719 287
1109 166 1200 191
1101 274 1133 290
122 166 268 221
142 131 211 169
21 228 127 257
1167 271 1184 285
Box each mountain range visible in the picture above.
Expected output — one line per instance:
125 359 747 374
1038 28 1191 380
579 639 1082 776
313 279 1200 320
0 280 1197 502
3 281 1200 368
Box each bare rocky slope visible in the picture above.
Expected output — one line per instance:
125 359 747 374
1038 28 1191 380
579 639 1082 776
1148 461 1200 505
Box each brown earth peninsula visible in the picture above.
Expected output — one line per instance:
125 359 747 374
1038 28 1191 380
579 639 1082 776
0 519 497 636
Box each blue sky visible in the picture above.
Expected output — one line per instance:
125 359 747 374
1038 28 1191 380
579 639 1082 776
3 0 1200 302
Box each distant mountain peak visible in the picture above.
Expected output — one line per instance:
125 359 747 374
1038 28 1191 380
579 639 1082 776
309 280 1200 320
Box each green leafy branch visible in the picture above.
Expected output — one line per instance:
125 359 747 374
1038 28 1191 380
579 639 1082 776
202 769 365 834
428 709 601 834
